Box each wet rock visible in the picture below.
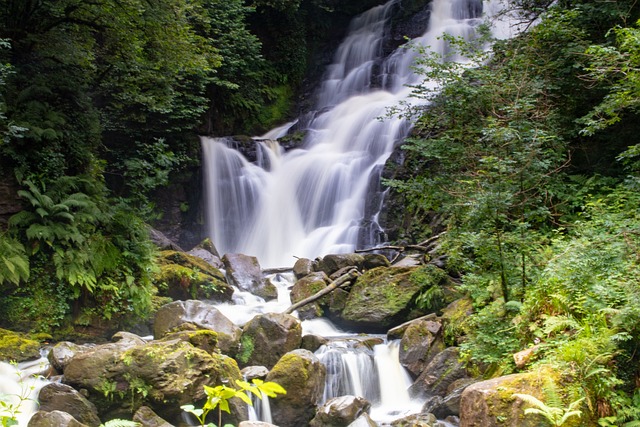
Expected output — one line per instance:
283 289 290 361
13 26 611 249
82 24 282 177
133 405 174 427
397 316 445 376
291 272 330 320
390 412 438 427
316 254 365 276
187 247 223 269
301 334 329 352
37 383 101 426
310 395 371 427
362 253 390 270
223 253 277 300
293 257 315 280
27 410 89 427
266 349 326 427
149 228 184 251
241 365 269 381
347 413 378 427
423 378 476 418
155 251 233 302
237 313 302 368
153 300 241 357
409 347 468 398
340 266 423 330
459 368 559 427
48 342 94 373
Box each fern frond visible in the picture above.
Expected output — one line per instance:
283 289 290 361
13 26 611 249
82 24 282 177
100 419 141 427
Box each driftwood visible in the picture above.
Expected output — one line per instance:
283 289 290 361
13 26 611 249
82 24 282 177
283 269 360 315
355 232 445 264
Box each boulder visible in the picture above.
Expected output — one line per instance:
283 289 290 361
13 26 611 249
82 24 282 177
160 325 219 354
155 251 233 302
309 395 371 427
63 337 246 423
409 347 467 398
290 272 330 320
266 349 326 427
153 300 241 357
133 406 174 427
0 328 40 362
148 228 184 251
397 316 445 376
362 253 390 270
27 410 89 427
37 383 101 426
48 342 96 374
346 413 378 427
222 253 277 300
340 266 423 330
459 369 561 427
390 412 438 426
293 258 315 280
316 254 365 276
301 334 329 352
237 313 302 368
423 377 476 418
240 365 269 381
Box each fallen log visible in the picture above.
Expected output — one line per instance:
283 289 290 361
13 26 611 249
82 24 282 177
283 269 360 314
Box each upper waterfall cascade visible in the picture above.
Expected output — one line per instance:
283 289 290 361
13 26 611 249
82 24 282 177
202 0 519 267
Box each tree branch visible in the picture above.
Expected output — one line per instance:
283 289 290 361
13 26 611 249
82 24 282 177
283 269 360 315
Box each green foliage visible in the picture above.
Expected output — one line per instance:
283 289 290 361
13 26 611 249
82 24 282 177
99 420 141 427
0 234 28 286
182 379 286 427
514 391 584 426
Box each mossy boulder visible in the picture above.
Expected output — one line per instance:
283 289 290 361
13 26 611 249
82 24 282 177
398 316 445 376
339 266 423 330
153 299 241 357
0 328 41 362
155 250 233 302
459 367 575 427
237 313 302 368
309 395 371 427
290 272 330 320
265 349 326 427
62 337 246 423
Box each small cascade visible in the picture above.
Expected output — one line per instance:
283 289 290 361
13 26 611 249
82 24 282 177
0 356 50 425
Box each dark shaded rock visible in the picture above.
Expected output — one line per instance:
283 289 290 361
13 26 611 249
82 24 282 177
149 228 184 251
362 253 390 270
316 254 365 276
301 334 329 352
293 258 315 280
387 313 438 340
27 410 89 427
266 349 326 427
237 313 302 368
160 326 219 354
426 378 477 419
309 395 371 427
153 300 241 357
223 253 277 300
409 347 467 398
398 317 445 376
290 272 330 320
37 383 101 426
133 405 174 427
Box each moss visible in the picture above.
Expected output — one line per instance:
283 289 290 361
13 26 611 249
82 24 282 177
158 250 225 281
236 334 255 365
154 261 230 301
0 328 41 362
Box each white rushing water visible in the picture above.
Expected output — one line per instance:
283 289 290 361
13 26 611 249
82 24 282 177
0 357 49 426
202 0 518 269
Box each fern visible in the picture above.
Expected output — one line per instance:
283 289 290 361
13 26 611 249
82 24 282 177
0 234 29 285
514 392 584 426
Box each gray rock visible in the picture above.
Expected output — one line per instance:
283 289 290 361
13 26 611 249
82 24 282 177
48 342 94 373
27 410 89 427
409 347 467 398
153 299 241 356
133 406 175 427
223 253 277 300
237 313 302 368
37 383 101 426
310 395 371 427
293 257 315 280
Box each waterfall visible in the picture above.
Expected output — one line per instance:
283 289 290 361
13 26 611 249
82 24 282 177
0 357 50 425
201 0 516 268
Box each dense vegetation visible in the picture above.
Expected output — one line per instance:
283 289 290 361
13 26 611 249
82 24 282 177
384 0 640 424
2 0 640 424
0 0 384 334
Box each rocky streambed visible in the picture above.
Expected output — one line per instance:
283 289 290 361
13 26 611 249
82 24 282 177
3 244 556 427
